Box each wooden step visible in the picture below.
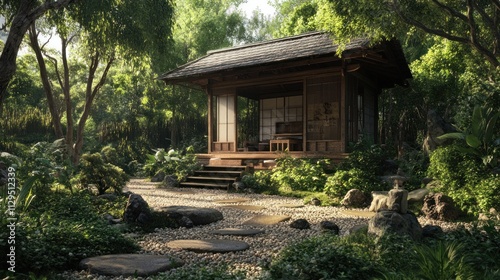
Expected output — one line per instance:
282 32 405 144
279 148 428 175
195 170 243 176
186 176 237 182
179 182 230 189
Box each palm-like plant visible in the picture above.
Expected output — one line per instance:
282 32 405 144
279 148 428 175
438 105 500 167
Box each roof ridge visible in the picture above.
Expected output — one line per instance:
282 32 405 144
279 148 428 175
207 31 327 55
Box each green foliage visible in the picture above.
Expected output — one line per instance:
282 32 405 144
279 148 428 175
270 156 330 192
439 105 500 168
73 153 129 195
154 263 245 280
438 222 500 275
325 144 391 199
427 145 499 215
324 168 384 198
1 193 139 273
268 233 381 280
143 147 201 181
413 241 475 280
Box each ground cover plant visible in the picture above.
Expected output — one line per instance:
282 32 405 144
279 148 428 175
0 142 139 278
265 221 500 280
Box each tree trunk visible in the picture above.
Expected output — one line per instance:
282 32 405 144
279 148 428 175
0 0 77 115
28 23 64 139
72 52 114 165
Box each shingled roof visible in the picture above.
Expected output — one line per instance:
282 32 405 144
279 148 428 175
159 32 371 82
159 31 412 88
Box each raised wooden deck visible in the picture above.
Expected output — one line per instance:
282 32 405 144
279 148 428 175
196 152 349 169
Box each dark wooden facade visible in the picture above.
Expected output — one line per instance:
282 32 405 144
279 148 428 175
159 32 412 162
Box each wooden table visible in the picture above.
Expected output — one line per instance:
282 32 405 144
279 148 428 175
270 139 301 151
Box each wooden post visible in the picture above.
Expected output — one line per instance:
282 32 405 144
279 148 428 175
207 84 213 154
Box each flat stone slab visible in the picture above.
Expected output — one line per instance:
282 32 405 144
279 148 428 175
221 205 265 211
159 206 223 225
277 204 304 208
210 228 265 236
242 214 291 226
341 210 376 218
213 198 251 204
79 254 183 277
167 239 249 253
408 188 430 203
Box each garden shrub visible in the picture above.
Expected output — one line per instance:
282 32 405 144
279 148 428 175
73 153 129 195
427 145 499 215
2 193 139 274
324 168 385 198
143 147 200 181
270 156 329 192
268 233 381 280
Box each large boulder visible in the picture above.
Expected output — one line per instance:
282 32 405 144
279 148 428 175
123 194 152 225
159 206 223 226
422 193 462 221
341 189 367 208
368 211 422 240
162 175 179 188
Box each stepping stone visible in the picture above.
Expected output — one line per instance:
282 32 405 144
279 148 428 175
167 239 249 253
277 203 304 208
210 228 265 236
221 205 265 211
159 206 223 225
242 214 291 226
79 254 184 277
213 198 250 204
341 210 376 218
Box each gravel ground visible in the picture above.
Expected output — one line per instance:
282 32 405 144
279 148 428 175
62 178 459 280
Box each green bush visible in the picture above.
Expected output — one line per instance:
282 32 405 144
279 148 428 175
268 233 381 280
143 147 201 181
73 153 129 195
1 193 139 274
342 144 393 176
427 145 499 215
270 156 329 192
324 168 386 198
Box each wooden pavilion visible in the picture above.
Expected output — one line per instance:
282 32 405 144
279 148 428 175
159 32 412 167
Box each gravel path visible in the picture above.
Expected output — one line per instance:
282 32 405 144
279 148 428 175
64 178 455 279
